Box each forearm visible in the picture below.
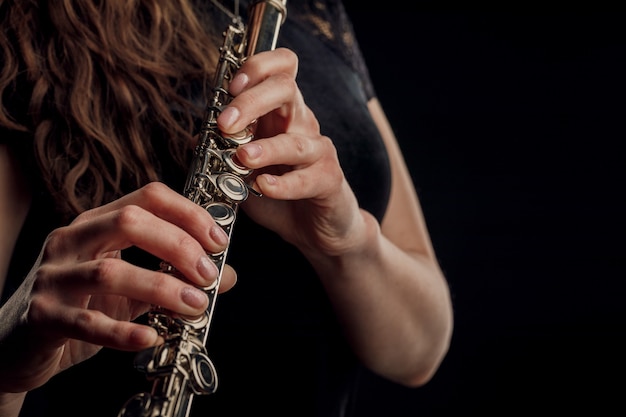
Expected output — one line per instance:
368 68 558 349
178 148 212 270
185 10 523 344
0 392 26 417
309 210 453 387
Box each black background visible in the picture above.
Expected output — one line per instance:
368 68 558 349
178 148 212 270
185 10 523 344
342 5 625 416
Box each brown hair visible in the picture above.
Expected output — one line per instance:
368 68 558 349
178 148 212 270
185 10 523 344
0 0 218 217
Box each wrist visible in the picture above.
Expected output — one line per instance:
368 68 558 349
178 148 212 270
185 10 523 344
305 209 382 277
0 391 26 417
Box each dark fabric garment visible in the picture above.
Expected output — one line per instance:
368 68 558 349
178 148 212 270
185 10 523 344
7 1 391 416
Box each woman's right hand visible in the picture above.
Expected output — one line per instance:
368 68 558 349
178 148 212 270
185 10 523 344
0 182 236 393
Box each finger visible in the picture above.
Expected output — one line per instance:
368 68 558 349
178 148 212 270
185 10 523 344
256 154 347 201
46 258 210 316
219 72 300 134
237 133 328 169
50 204 223 287
229 48 298 96
75 182 230 255
28 291 159 351
240 135 342 201
54 308 159 351
218 264 237 294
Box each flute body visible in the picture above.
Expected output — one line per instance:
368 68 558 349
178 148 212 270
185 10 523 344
117 2 287 416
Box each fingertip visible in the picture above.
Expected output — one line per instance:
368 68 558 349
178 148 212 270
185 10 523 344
181 286 209 310
258 173 278 186
218 264 237 294
255 174 278 198
129 326 159 348
229 72 249 96
218 106 240 132
239 143 262 161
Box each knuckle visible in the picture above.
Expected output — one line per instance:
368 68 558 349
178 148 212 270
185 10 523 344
138 182 168 205
276 73 299 99
90 258 118 290
274 71 295 86
238 90 261 110
142 181 167 194
30 264 56 293
317 136 344 183
276 47 298 68
321 135 340 160
72 209 92 224
41 227 70 262
175 234 200 255
292 135 309 156
27 293 51 325
114 205 143 229
319 134 335 150
329 164 345 185
304 109 321 132
73 308 98 332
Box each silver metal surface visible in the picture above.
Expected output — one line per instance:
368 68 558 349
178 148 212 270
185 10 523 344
117 2 287 416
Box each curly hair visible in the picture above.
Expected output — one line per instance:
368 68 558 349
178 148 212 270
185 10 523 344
0 0 219 217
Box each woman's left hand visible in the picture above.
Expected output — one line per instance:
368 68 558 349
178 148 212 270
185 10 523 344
217 48 369 258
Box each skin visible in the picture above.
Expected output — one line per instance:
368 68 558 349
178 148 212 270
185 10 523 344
0 48 453 417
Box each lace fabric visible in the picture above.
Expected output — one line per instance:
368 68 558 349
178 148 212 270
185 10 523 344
288 0 376 99
201 0 377 99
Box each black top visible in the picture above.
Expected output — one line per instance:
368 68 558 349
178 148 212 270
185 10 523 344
7 1 392 416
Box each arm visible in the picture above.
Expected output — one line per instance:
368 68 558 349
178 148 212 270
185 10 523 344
0 143 32 297
0 392 25 417
317 99 452 386
0 143 32 416
221 49 453 387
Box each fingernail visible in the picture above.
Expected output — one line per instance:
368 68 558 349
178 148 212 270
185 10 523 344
241 143 262 159
261 174 277 185
229 72 249 95
210 225 229 246
181 286 208 309
198 255 218 282
219 106 240 130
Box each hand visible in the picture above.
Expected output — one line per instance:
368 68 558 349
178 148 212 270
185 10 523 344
0 182 236 393
218 48 369 258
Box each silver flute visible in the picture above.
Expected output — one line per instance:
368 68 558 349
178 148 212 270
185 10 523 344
117 1 287 416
